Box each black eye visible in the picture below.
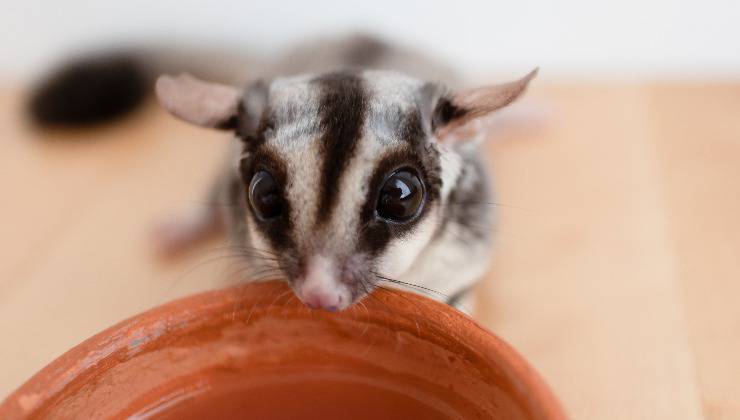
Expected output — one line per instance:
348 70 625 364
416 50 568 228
249 171 284 221
376 169 424 222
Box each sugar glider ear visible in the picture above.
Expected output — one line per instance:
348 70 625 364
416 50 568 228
155 73 241 129
431 68 538 142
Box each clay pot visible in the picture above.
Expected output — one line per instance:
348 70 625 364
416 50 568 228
0 281 566 419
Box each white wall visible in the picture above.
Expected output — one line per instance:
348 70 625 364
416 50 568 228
2 0 739 80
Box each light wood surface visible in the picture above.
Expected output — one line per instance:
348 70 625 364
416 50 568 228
1 82 738 419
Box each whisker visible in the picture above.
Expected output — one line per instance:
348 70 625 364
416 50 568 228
447 200 530 211
181 243 280 260
371 272 451 300
361 280 427 324
356 300 371 338
163 253 256 296
229 265 284 283
363 281 430 338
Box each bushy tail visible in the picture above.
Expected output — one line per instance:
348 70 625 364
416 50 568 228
26 33 457 128
28 53 151 127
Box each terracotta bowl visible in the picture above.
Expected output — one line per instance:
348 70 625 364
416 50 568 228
0 281 566 419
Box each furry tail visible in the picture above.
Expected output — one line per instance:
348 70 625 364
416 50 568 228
28 53 151 127
26 34 457 128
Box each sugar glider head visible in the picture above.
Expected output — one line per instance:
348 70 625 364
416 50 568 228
156 68 536 311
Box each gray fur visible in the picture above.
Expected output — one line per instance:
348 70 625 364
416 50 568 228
156 35 533 312
219 69 492 310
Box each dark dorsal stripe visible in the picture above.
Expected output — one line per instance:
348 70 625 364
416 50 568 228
313 71 368 224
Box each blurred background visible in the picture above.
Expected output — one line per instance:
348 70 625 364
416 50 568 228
2 0 740 82
1 1 739 419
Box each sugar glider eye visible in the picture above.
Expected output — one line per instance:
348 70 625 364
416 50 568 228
249 170 284 221
376 169 425 222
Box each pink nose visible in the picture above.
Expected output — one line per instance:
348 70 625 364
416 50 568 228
300 289 341 312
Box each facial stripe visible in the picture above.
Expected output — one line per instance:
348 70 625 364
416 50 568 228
399 108 426 148
239 149 294 252
312 71 368 225
400 108 443 204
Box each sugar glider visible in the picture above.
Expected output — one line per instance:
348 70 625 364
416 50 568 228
29 34 536 312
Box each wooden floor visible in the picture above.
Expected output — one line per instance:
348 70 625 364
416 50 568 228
1 82 739 419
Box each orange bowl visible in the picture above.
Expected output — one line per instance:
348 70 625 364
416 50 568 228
0 281 566 419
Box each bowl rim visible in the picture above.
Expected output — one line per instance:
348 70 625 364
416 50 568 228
0 281 567 419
